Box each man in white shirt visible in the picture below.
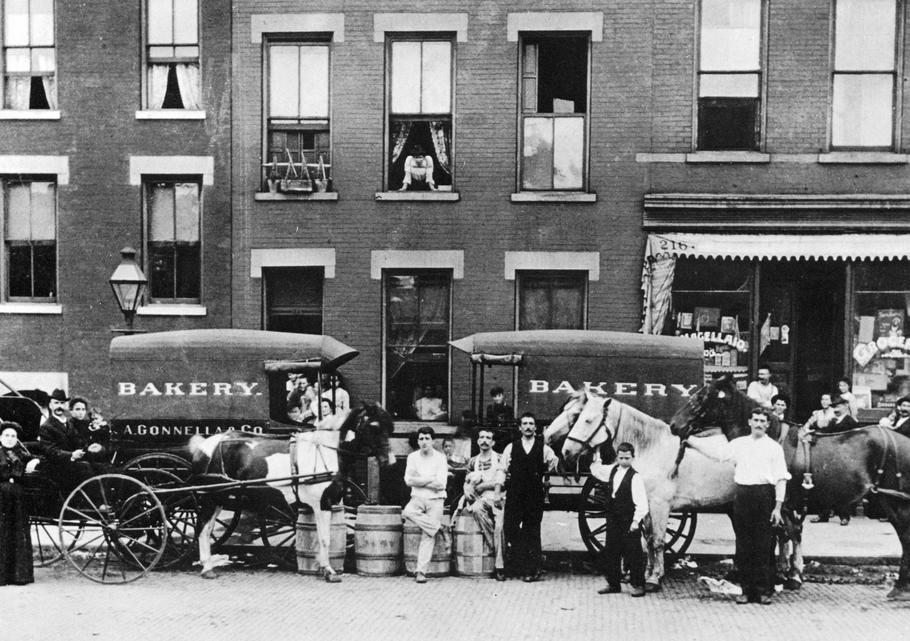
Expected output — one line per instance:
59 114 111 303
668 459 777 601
462 428 506 580
685 408 790 605
403 425 449 583
413 385 447 421
496 413 559 582
592 442 649 597
746 367 778 409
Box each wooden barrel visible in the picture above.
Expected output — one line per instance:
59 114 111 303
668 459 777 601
296 505 346 575
453 511 494 576
403 507 451 577
354 505 403 576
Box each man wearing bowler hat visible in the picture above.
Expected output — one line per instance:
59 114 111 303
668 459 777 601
38 388 94 492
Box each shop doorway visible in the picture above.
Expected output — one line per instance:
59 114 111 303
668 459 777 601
760 262 845 420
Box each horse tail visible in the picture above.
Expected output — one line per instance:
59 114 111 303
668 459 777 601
188 434 207 458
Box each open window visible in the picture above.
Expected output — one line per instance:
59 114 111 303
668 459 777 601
144 0 200 110
2 0 56 110
519 35 588 191
144 179 201 303
263 267 324 334
2 178 56 301
387 38 453 192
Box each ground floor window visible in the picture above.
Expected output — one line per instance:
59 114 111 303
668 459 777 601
263 267 323 334
384 270 450 420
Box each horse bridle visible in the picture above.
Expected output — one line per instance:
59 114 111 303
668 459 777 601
563 398 617 451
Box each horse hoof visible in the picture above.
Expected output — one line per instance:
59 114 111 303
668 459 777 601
887 587 910 601
324 573 342 583
201 570 218 580
784 579 802 591
645 582 662 593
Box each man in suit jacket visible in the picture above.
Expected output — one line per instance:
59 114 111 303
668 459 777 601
38 389 93 492
881 396 910 436
818 396 858 434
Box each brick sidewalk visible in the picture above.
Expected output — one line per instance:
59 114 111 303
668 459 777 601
3 564 908 641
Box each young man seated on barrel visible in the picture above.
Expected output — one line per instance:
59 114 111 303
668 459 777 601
462 427 506 581
403 425 449 584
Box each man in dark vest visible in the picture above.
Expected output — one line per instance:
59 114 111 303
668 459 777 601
495 412 558 582
595 442 649 597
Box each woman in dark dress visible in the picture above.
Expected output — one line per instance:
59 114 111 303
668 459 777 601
0 421 40 585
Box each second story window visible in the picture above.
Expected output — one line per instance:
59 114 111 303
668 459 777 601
832 0 897 148
145 0 200 110
388 38 453 192
697 0 762 150
2 0 56 110
517 272 586 330
145 180 200 303
520 35 588 191
264 40 331 193
3 179 56 301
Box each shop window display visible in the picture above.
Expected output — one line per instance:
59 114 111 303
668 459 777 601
852 262 910 413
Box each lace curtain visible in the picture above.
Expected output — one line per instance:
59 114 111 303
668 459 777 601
387 279 448 378
428 121 451 174
4 78 30 110
174 63 200 110
390 121 412 165
148 65 169 109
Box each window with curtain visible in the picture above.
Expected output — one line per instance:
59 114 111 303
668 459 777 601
265 40 331 192
384 271 451 419
519 35 588 191
517 272 586 330
145 0 200 110
832 0 898 148
145 180 200 302
387 38 453 192
698 0 762 150
264 267 324 334
3 179 56 301
2 0 56 110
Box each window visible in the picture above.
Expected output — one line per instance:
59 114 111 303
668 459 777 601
387 38 453 192
517 272 586 330
2 0 56 109
263 267 323 334
145 0 200 110
519 35 588 191
264 40 331 192
832 0 898 148
144 180 200 302
2 179 55 301
384 271 451 420
697 0 762 150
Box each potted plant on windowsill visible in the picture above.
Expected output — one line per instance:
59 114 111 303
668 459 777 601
266 154 280 194
314 155 330 193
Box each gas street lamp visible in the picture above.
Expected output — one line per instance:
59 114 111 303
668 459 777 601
109 247 148 334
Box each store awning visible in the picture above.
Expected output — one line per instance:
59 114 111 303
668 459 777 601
645 233 910 262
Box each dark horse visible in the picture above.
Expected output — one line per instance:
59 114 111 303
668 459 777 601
670 373 910 600
188 402 395 580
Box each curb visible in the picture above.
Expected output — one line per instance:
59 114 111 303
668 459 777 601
542 550 901 568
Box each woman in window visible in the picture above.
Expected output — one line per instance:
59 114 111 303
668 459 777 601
837 377 858 418
398 144 436 191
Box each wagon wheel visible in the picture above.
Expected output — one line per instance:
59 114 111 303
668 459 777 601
256 502 297 569
31 514 85 567
577 476 697 558
58 474 168 584
121 452 193 482
130 469 199 569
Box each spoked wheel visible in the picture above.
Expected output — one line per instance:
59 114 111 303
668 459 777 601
59 474 167 584
577 476 697 557
31 515 84 567
257 502 297 569
130 470 198 569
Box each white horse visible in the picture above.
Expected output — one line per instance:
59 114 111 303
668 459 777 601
189 403 394 580
551 390 739 590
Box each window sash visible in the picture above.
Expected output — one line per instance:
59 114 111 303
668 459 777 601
3 178 56 301
518 273 586 330
834 0 896 71
390 40 452 115
700 0 761 71
147 0 198 47
145 180 201 302
521 115 585 191
831 72 895 148
264 267 324 334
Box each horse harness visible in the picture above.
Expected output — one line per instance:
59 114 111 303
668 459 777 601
563 398 617 452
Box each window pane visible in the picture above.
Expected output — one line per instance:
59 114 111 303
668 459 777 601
174 45 198 58
391 41 421 114
149 244 174 298
522 117 554 189
175 244 200 298
30 0 54 46
6 48 31 72
29 182 54 240
7 244 31 297
421 41 451 113
299 46 329 118
147 0 173 44
174 183 199 242
32 242 54 297
149 184 175 241
148 45 174 59
519 287 550 329
553 117 584 190
699 73 759 97
700 0 761 71
4 0 29 46
832 74 893 147
698 97 759 150
5 184 30 239
835 0 895 71
173 0 198 45
31 47 54 71
552 286 584 329
270 46 300 118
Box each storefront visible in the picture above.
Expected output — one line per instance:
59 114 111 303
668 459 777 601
641 232 910 422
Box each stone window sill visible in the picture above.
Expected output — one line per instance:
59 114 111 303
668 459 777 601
686 151 770 163
137 304 207 317
254 191 339 201
510 192 596 203
818 152 908 164
135 110 206 120
0 302 62 314
375 191 460 202
0 110 61 120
